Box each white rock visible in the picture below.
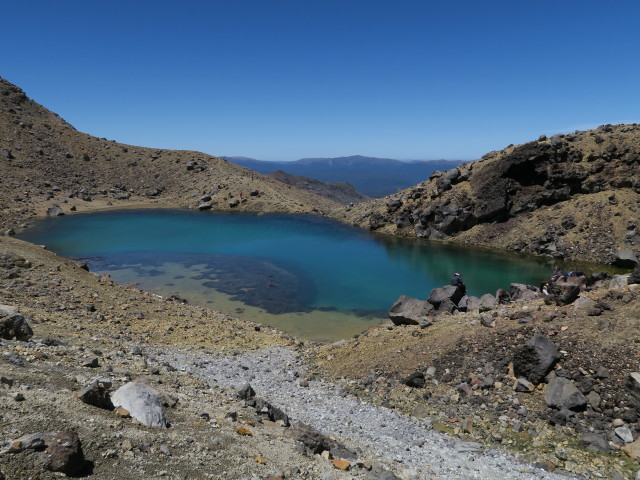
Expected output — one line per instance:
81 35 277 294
0 304 20 317
615 426 634 443
111 381 168 428
608 274 629 290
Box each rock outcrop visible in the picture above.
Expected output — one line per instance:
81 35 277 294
342 125 640 265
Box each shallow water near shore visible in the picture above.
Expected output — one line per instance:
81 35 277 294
18 209 563 340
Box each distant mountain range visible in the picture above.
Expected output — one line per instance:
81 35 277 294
223 155 466 198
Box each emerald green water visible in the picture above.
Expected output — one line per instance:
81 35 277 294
18 209 559 340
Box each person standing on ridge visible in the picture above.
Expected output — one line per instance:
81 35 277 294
451 272 466 295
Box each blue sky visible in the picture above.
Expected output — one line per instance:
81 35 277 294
3 1 639 161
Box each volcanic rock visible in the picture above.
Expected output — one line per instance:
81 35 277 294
513 334 559 384
428 285 465 309
545 377 588 411
388 296 434 325
614 248 639 268
44 431 87 475
110 381 168 428
0 305 33 341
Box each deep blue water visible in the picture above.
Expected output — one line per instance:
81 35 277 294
17 209 558 340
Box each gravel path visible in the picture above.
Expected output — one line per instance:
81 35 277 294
155 346 579 480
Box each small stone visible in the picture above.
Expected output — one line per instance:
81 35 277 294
82 357 100 368
14 393 25 401
115 407 131 418
586 391 601 409
75 380 114 410
615 426 634 443
0 376 14 387
513 377 535 393
237 383 256 400
332 458 350 470
613 418 625 427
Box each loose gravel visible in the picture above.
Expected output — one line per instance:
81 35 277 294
156 346 579 480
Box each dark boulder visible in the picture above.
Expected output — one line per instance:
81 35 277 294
388 296 434 325
545 377 588 411
237 383 256 400
628 265 640 285
509 283 540 302
402 372 425 388
44 431 87 475
76 379 114 410
436 298 458 314
513 334 559 384
544 282 580 306
0 306 33 341
386 198 402 214
496 289 510 305
614 248 639 268
428 285 465 308
289 423 351 456
254 398 290 426
369 212 387 230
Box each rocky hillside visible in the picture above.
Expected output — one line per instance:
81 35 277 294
341 127 640 266
0 78 340 232
267 170 369 205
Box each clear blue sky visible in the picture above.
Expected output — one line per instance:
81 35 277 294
3 1 639 161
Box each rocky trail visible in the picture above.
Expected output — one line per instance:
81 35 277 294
157 345 574 480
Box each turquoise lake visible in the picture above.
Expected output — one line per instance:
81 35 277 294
17 209 560 340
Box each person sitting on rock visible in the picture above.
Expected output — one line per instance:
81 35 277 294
550 266 563 282
450 272 466 294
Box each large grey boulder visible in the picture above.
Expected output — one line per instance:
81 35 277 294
513 334 559 384
0 305 34 341
435 298 457 314
544 283 580 306
428 285 464 308
465 296 481 311
545 377 588 411
388 296 434 325
510 283 540 302
47 204 65 217
111 381 168 428
609 274 629 290
478 293 498 312
614 248 639 268
496 288 510 305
